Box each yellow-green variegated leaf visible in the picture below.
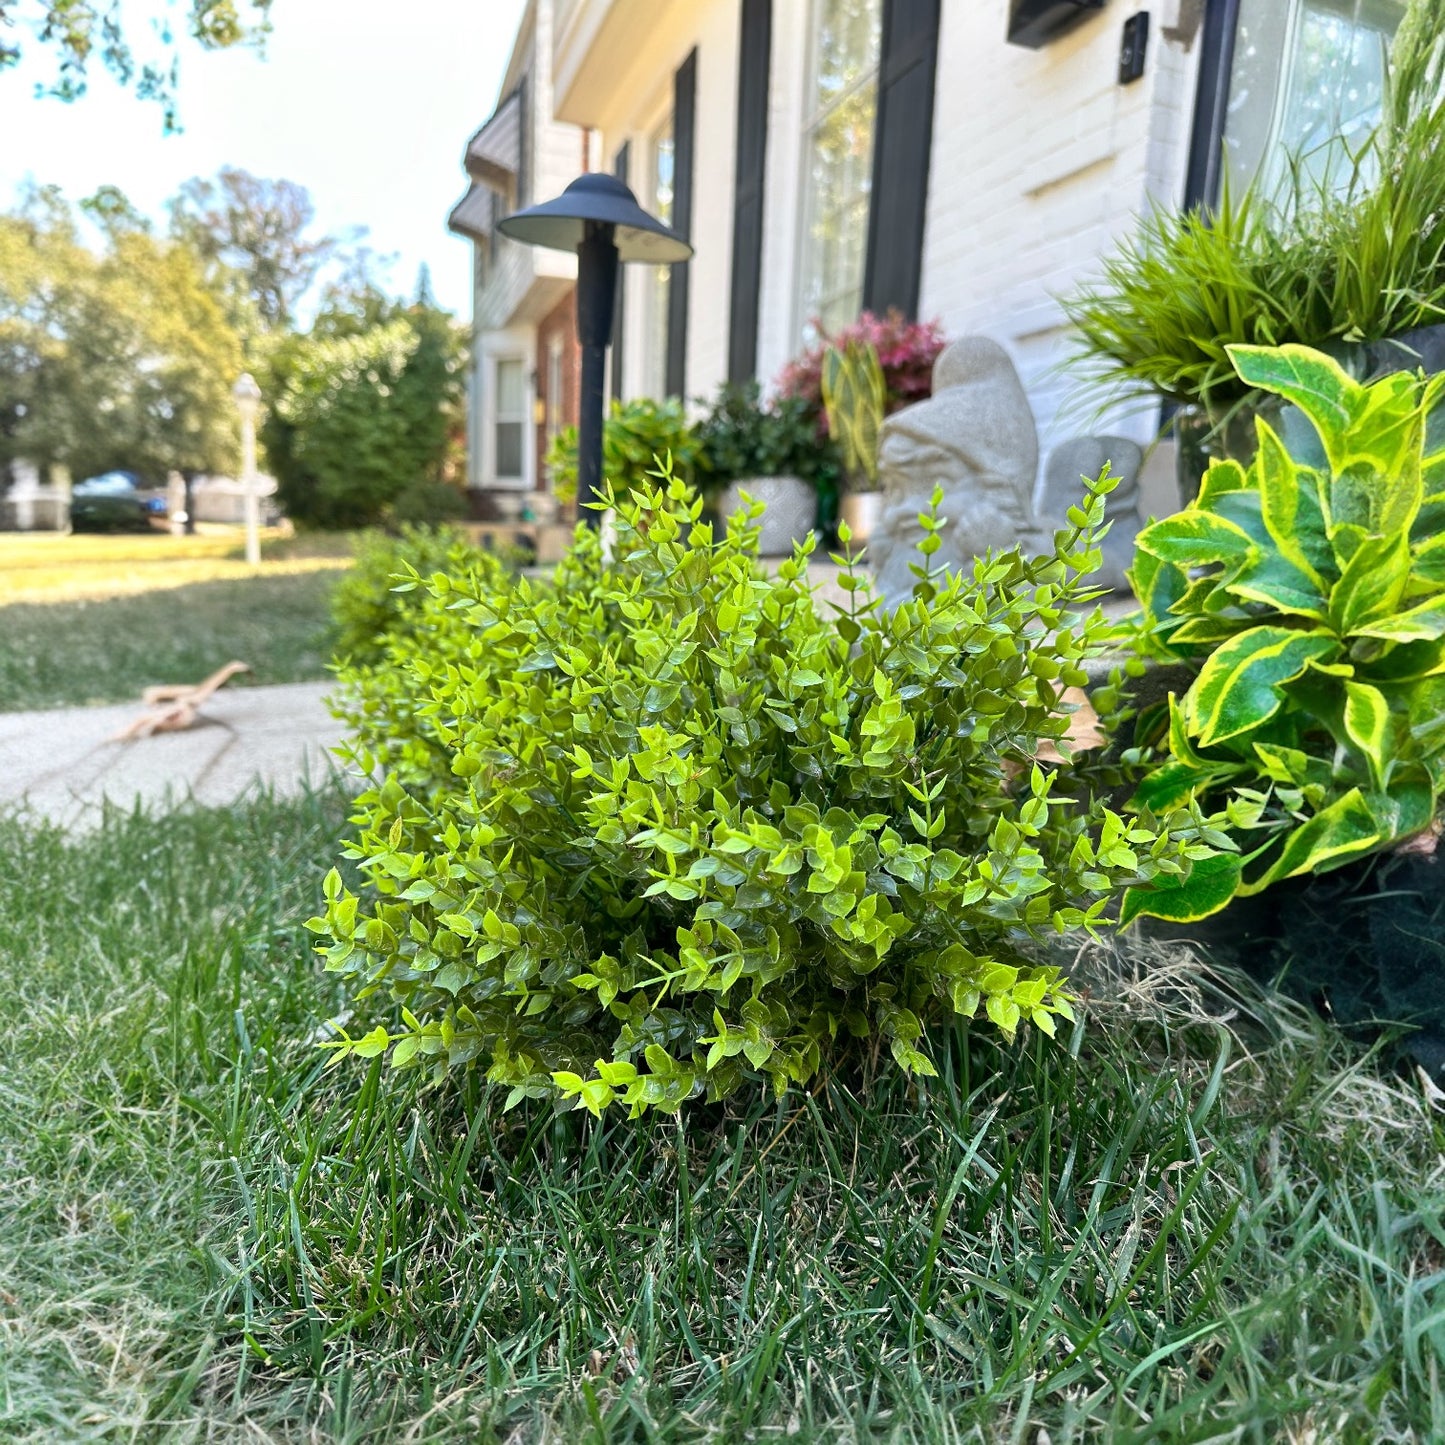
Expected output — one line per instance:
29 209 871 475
1228 552 1329 620
1329 531 1411 633
1196 457 1249 506
1253 741 1324 789
1254 419 1329 589
1241 788 1382 894
1135 509 1256 570
1127 547 1188 631
1352 596 1445 644
1184 626 1341 747
1342 680 1393 787
1227 344 1361 470
1119 853 1242 926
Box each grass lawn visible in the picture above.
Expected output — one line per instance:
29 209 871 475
0 528 356 606
2 787 1442 1441
0 528 353 711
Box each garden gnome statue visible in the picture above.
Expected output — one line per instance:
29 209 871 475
869 337 1039 602
1033 435 1144 593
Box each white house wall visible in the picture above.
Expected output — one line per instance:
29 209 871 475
542 0 1205 469
920 0 1202 455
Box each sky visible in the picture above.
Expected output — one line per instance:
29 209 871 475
0 0 529 317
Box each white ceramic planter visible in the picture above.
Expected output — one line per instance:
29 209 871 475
840 491 883 545
715 475 817 557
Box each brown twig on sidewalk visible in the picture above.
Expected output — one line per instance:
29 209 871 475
112 661 251 741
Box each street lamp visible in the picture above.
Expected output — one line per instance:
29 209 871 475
232 372 262 567
499 173 692 525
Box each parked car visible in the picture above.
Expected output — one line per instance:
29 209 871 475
69 472 164 532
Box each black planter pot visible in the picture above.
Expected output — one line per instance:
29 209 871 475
1141 848 1445 1083
1172 322 1445 502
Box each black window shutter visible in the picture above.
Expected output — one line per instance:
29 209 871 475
1183 0 1241 210
862 0 941 318
728 0 771 384
611 142 630 401
666 49 697 399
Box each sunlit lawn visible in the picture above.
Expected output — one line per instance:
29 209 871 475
0 526 356 710
0 525 356 605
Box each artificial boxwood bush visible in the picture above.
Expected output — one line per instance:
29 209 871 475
311 467 1202 1114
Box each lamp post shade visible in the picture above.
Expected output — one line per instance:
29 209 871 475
498 173 693 263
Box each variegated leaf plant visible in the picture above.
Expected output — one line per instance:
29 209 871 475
1120 343 1445 924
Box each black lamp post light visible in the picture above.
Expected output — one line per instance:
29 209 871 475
499 173 692 526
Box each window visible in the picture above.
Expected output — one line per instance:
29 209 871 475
1216 0 1407 203
643 116 675 399
798 0 882 338
494 358 525 481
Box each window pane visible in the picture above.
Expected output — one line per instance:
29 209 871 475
496 420 524 478
496 357 524 414
1224 0 1406 203
799 0 881 338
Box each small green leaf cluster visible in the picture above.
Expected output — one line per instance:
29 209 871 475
312 465 1200 1114
1120 344 1445 924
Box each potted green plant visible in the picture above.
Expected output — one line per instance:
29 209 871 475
1064 0 1445 498
821 339 886 542
696 382 834 556
546 396 702 514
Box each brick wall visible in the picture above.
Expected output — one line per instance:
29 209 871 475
535 285 580 489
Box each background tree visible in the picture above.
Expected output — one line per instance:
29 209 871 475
169 167 336 333
0 187 242 499
263 304 465 529
0 1 271 129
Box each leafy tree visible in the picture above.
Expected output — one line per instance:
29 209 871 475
263 304 465 529
0 1 271 129
169 167 336 332
0 188 242 496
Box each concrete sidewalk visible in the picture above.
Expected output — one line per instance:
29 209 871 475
0 681 351 830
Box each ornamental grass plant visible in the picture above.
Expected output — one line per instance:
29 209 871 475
314 464 1207 1114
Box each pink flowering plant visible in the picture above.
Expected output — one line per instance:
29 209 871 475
776 309 947 430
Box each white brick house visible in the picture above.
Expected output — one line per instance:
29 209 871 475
452 0 1408 511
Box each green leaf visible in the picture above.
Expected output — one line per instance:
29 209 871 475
1227 344 1360 470
1184 626 1340 747
1342 680 1393 787
1120 852 1242 926
1135 509 1256 570
1244 788 1382 892
1329 532 1411 633
1353 596 1445 644
1254 420 1328 589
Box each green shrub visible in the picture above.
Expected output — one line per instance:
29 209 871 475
695 381 838 492
332 524 478 667
309 464 1202 1115
546 397 702 506
1117 344 1445 925
388 478 468 528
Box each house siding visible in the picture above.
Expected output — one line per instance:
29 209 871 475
919 0 1201 453
468 0 1210 506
